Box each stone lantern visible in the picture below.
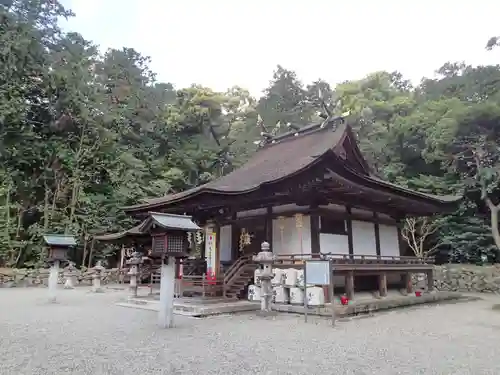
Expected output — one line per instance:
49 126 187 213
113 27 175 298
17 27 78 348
126 252 143 297
63 261 78 289
91 260 105 293
141 212 201 328
43 234 77 303
253 241 276 315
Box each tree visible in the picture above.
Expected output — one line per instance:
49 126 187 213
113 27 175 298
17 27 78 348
257 65 311 129
402 217 440 258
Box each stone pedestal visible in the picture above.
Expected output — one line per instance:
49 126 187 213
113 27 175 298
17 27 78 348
253 242 276 316
48 260 60 303
158 257 176 328
91 261 105 293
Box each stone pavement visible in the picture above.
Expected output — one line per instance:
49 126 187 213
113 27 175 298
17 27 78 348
0 287 499 375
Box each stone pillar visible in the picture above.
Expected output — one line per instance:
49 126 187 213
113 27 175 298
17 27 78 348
48 260 60 303
253 242 276 316
64 262 78 289
126 252 142 297
91 261 105 293
158 257 176 329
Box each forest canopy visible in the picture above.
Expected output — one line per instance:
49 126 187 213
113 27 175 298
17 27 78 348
1 0 500 267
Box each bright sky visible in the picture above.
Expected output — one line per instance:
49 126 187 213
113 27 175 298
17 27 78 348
60 0 500 97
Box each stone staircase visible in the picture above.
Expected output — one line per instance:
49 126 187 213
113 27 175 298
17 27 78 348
223 255 259 300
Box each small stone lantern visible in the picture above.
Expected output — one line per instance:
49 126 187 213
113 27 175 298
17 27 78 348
63 261 78 289
43 234 77 303
126 252 143 297
253 241 276 315
91 260 105 293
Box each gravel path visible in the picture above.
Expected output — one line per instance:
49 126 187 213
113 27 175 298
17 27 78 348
0 288 499 375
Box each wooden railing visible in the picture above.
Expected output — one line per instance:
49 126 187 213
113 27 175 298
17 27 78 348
223 254 253 287
181 258 206 276
272 253 434 266
179 274 224 298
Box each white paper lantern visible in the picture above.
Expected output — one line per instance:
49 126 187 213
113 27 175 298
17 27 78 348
248 285 261 301
272 286 289 304
307 286 325 306
290 287 304 305
284 268 298 287
272 268 285 286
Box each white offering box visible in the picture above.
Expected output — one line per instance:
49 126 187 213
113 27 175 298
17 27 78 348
290 287 304 305
248 285 261 301
307 286 325 306
272 285 289 304
272 268 285 286
283 268 298 287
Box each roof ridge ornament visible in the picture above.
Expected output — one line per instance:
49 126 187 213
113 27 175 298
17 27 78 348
255 115 282 147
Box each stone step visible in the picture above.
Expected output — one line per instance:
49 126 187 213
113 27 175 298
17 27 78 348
117 298 259 317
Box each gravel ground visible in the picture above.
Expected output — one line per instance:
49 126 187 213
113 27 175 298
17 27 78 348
0 288 499 375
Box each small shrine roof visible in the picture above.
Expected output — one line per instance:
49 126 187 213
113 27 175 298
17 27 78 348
145 212 201 232
93 213 200 243
43 234 77 247
93 223 144 242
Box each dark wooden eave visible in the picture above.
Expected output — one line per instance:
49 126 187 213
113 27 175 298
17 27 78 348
123 119 462 217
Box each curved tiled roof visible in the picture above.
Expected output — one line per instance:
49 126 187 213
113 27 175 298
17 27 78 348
124 119 462 213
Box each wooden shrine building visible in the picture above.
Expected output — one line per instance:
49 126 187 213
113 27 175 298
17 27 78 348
119 116 461 299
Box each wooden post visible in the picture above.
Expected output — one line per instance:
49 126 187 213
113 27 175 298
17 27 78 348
265 206 273 245
373 212 381 257
310 213 321 255
345 271 355 301
397 222 405 256
426 269 434 292
231 216 239 261
202 273 206 298
346 207 354 258
378 272 387 298
401 273 412 295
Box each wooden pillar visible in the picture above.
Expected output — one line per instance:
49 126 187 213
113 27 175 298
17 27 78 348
373 212 381 257
230 213 239 261
310 210 326 296
426 269 434 292
378 272 387 297
397 220 405 256
215 223 221 277
346 207 354 257
345 271 355 300
265 206 273 246
401 273 412 295
310 211 320 256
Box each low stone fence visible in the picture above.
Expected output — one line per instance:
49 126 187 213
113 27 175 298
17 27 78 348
0 267 123 288
413 264 500 293
3 264 500 293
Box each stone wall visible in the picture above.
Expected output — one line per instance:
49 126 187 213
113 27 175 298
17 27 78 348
413 264 500 293
0 267 123 288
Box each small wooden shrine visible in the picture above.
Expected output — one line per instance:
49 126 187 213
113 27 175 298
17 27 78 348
113 115 462 301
